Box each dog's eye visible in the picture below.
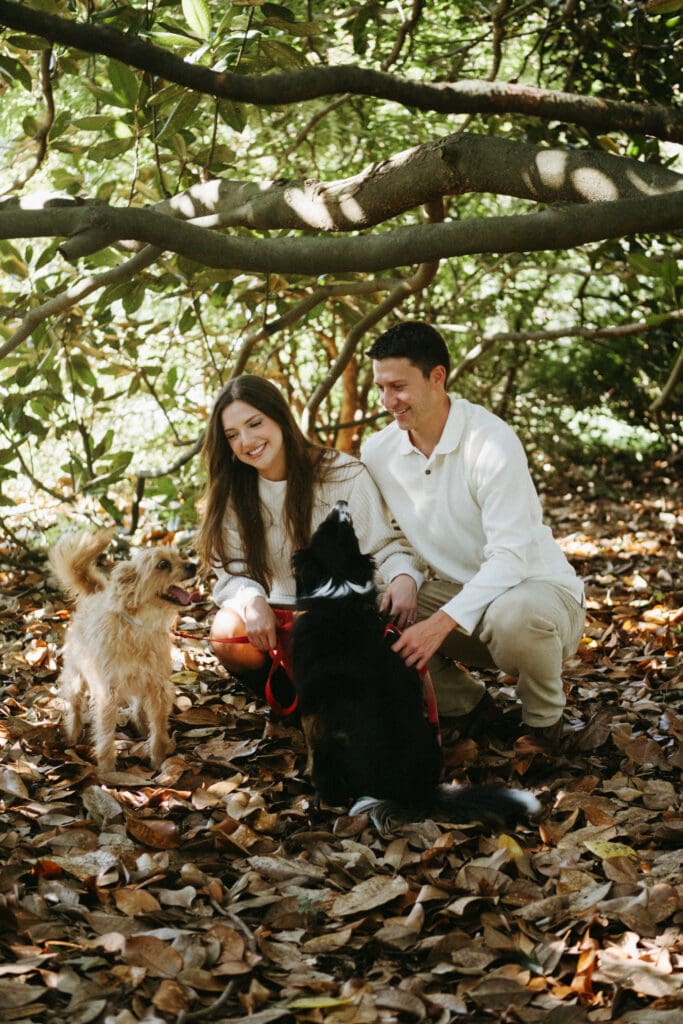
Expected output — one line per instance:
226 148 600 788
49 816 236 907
157 559 171 571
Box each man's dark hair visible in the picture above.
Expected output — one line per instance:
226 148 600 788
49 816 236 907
365 321 451 378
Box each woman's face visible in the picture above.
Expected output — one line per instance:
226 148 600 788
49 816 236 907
221 400 287 481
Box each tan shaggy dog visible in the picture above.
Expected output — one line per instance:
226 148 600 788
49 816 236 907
49 528 197 772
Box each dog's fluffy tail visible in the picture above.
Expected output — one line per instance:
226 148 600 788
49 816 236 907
434 782 540 828
351 784 540 833
48 527 115 599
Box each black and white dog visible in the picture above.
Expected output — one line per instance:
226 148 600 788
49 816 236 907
291 500 540 831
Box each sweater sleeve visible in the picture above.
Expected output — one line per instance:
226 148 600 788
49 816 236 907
212 568 268 617
440 425 563 634
344 465 423 590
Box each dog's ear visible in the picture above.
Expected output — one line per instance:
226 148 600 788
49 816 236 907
111 562 144 611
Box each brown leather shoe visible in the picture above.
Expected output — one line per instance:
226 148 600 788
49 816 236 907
517 717 565 753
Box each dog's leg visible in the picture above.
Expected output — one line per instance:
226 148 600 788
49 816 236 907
90 689 118 772
146 681 175 769
60 665 87 744
129 697 146 736
301 713 325 777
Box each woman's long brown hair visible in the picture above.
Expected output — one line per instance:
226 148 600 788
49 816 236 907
196 375 336 591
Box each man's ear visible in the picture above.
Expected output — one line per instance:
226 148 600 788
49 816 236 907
430 364 447 388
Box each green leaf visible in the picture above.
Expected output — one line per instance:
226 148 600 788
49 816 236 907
259 38 309 70
0 448 18 466
82 81 128 107
70 354 97 388
148 29 199 52
6 34 50 51
107 59 140 107
155 91 201 143
99 494 124 523
0 54 32 90
627 252 663 278
263 16 321 36
11 365 37 388
166 366 179 392
661 257 680 287
182 0 212 41
217 100 248 133
194 143 236 169
643 0 683 12
92 429 115 460
262 3 296 21
73 115 122 131
85 138 134 161
122 282 145 314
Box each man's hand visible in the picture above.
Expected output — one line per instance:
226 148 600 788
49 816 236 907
391 610 457 671
244 596 278 652
379 573 418 629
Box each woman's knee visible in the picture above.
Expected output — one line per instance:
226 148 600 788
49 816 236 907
210 607 265 671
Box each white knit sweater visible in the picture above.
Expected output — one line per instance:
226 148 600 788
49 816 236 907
212 452 422 615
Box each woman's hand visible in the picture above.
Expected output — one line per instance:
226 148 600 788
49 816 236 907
379 573 418 630
243 596 278 651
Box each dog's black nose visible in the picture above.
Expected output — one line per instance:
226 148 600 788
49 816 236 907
333 500 351 522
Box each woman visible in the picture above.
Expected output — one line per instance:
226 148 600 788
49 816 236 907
196 375 421 697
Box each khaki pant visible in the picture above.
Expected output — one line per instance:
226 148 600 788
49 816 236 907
418 579 585 726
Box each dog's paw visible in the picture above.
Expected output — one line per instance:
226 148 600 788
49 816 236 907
349 796 409 832
148 734 175 768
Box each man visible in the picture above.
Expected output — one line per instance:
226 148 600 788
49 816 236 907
361 321 585 745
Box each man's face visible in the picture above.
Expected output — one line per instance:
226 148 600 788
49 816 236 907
372 357 442 434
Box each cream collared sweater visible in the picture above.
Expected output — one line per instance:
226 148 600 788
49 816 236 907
212 452 421 615
362 397 584 635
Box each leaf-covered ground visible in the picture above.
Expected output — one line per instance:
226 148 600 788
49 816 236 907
1 463 681 1024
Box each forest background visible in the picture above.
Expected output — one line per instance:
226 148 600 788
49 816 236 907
0 0 681 539
0 2 682 1023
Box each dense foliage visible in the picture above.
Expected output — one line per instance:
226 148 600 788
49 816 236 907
0 0 681 536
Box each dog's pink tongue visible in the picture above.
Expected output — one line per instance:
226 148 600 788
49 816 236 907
167 585 193 605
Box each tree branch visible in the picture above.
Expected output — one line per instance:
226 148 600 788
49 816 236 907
7 47 54 194
450 309 683 383
0 246 161 361
301 200 444 436
1 193 681 277
5 134 679 262
0 0 680 142
650 335 683 414
230 277 403 378
301 259 439 437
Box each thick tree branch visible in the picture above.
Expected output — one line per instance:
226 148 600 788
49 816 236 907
11 134 680 261
0 0 680 142
1 193 681 277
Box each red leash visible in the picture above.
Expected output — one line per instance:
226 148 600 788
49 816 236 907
173 608 298 717
384 623 442 746
263 609 297 716
174 614 439 735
